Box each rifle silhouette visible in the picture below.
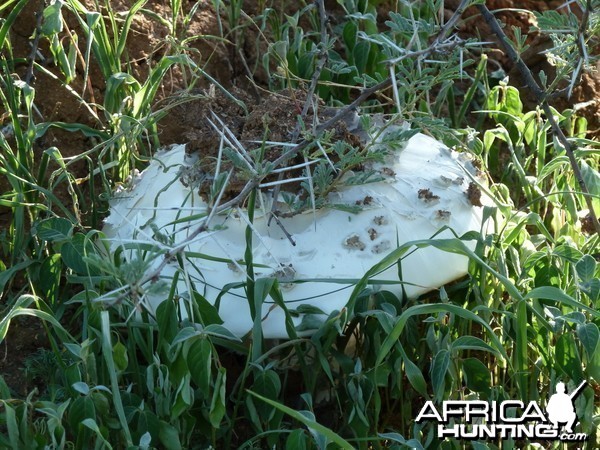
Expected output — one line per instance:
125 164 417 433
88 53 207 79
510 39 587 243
568 381 587 400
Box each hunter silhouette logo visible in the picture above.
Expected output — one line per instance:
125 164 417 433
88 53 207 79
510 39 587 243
416 381 590 442
546 381 586 433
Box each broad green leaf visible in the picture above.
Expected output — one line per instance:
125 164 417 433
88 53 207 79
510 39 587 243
158 421 182 450
137 410 161 443
576 255 597 283
286 429 308 450
398 345 428 398
251 370 282 421
41 0 63 36
139 432 152 449
203 324 241 341
34 217 73 242
69 397 96 434
39 254 62 304
187 338 211 396
192 291 223 325
502 85 523 116
462 358 491 394
576 323 599 361
431 349 450 402
555 333 584 381
171 327 201 346
353 41 370 73
553 244 583 263
156 298 178 346
580 278 600 302
580 160 600 212
525 286 599 316
342 20 357 51
61 233 100 275
71 381 90 395
112 341 128 372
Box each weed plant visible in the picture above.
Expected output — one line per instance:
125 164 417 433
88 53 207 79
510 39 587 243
0 0 599 449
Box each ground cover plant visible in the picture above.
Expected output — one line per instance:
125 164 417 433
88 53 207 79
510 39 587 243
0 0 599 448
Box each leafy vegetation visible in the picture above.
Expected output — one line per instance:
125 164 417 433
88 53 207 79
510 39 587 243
0 0 599 449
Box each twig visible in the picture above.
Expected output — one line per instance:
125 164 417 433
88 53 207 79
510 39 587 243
386 35 468 65
477 3 600 235
269 0 329 228
430 0 471 48
25 1 46 85
291 0 329 142
62 23 99 118
569 0 592 97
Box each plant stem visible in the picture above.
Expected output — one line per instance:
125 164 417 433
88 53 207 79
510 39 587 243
477 3 600 235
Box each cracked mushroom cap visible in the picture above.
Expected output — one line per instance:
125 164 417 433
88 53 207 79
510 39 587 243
104 131 488 338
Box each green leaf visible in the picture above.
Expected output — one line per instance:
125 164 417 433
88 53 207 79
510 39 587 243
580 278 599 302
203 324 241 341
378 433 424 449
552 244 583 263
39 254 62 304
376 303 508 368
100 312 132 446
0 0 29 50
502 85 523 116
112 341 128 372
171 327 201 346
209 367 227 428
286 429 308 450
192 291 223 325
0 295 72 343
580 160 600 212
72 381 90 395
69 396 96 433
158 421 182 450
462 358 491 394
576 255 597 283
34 217 73 242
342 20 358 51
524 286 599 316
555 333 584 381
41 0 63 36
399 346 428 398
353 41 371 73
247 390 354 450
577 323 599 360
0 260 34 293
187 338 211 396
431 349 450 402
156 299 178 347
61 233 100 275
251 370 282 421
451 336 500 357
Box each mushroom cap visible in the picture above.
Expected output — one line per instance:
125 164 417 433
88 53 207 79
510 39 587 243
104 131 486 338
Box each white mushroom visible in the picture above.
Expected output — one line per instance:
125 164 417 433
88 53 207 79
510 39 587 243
104 124 488 338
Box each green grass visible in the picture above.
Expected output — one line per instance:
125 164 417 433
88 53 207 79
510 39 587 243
0 0 599 448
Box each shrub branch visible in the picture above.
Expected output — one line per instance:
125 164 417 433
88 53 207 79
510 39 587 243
477 3 600 235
